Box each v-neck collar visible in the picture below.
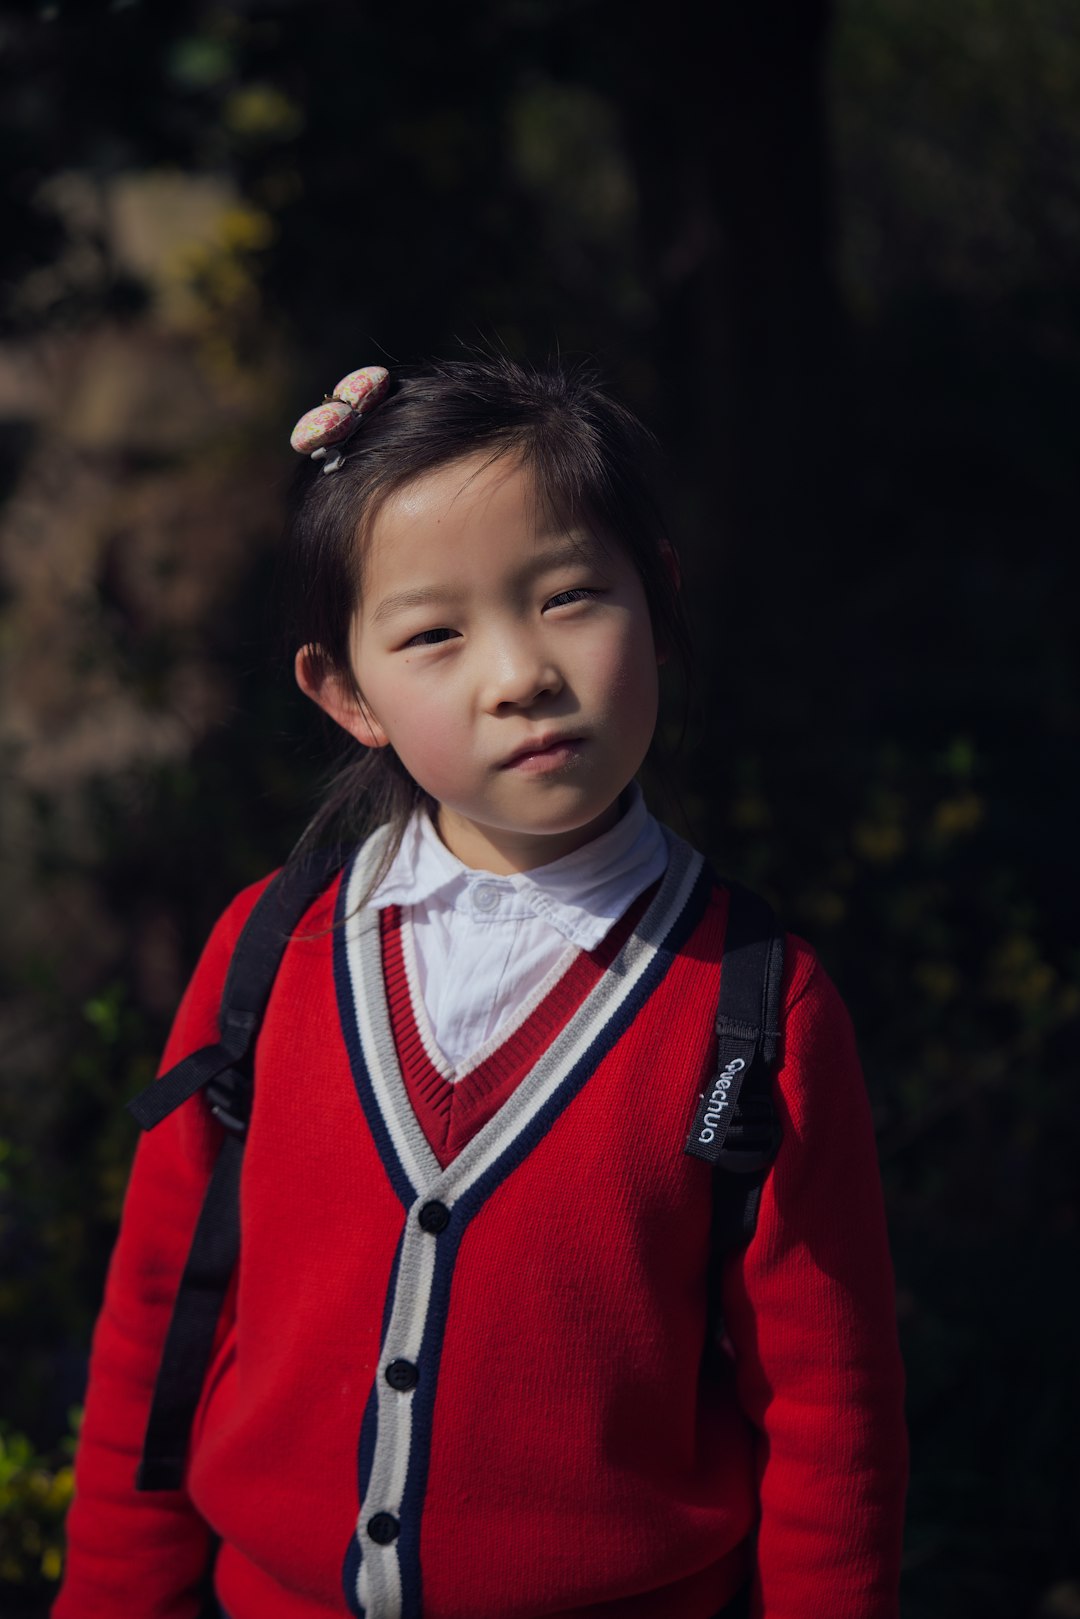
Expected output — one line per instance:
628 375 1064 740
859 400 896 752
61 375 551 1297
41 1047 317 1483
334 824 708 1212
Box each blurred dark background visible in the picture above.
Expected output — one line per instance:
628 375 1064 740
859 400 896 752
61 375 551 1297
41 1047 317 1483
0 2 1077 1613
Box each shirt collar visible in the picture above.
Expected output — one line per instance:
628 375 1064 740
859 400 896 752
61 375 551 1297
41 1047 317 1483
369 783 669 950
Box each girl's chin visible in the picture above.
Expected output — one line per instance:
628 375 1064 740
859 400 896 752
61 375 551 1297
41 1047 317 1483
436 796 624 873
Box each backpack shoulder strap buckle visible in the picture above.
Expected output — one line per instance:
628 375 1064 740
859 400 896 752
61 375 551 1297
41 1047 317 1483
205 1067 253 1137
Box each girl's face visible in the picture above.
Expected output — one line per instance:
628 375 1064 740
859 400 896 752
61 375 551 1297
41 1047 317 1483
309 451 661 873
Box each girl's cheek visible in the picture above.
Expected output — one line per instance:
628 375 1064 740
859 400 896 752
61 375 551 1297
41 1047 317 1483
601 624 658 696
392 708 467 778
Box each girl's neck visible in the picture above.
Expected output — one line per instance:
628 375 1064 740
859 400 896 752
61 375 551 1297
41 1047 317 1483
434 794 628 875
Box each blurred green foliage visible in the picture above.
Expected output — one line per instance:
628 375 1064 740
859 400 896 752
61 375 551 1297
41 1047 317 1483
0 1 1077 1616
0 1413 79 1594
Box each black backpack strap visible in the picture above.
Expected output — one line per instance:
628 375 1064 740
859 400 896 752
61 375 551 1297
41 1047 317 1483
126 844 349 1490
686 883 786 1326
711 883 786 1250
685 882 784 1172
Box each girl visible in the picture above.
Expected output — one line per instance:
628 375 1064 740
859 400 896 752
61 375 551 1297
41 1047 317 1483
55 356 907 1619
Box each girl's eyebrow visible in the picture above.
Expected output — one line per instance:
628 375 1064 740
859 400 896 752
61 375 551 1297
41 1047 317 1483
528 535 600 571
370 586 456 625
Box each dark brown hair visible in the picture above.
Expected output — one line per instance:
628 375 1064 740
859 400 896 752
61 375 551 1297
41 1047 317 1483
281 353 692 872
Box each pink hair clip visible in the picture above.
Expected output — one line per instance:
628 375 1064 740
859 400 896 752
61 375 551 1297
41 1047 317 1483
289 365 390 473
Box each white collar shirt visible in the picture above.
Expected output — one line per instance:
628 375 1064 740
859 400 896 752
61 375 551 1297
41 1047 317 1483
369 784 669 1076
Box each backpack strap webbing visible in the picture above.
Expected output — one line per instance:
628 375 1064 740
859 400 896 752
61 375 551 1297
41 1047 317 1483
126 844 350 1491
685 880 785 1249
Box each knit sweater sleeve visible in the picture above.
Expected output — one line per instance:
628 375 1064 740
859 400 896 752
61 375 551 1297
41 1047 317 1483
719 940 908 1619
53 878 273 1619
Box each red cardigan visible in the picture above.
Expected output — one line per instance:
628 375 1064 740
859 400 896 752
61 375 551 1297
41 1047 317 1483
55 833 907 1619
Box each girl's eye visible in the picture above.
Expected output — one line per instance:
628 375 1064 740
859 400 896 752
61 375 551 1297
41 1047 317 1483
544 587 597 610
403 627 458 647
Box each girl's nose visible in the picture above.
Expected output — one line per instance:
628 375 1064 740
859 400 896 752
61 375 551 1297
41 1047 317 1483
481 635 563 711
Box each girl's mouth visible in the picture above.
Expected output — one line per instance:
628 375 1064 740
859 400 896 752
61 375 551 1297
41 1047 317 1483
501 737 584 773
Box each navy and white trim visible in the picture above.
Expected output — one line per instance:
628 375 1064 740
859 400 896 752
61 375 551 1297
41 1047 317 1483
333 828 708 1619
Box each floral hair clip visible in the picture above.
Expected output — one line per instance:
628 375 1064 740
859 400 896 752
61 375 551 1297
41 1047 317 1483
289 365 390 474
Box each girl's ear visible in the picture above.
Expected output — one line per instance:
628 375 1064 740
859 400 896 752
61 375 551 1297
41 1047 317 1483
294 645 389 749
